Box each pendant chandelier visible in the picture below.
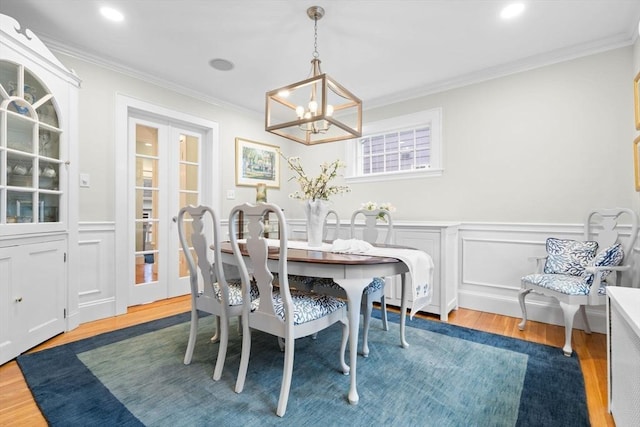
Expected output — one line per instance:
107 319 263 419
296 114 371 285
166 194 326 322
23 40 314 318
265 6 362 145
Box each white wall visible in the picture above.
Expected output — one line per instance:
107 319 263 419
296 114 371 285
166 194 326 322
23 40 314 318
290 46 638 223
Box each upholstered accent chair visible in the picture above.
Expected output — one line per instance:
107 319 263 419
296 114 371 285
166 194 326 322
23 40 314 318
176 205 259 380
229 202 349 417
310 208 393 357
518 208 639 356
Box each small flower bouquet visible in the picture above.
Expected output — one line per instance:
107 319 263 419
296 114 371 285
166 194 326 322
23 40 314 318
360 201 396 222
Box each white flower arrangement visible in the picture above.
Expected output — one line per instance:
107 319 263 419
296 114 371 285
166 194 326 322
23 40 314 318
282 154 351 201
360 201 396 222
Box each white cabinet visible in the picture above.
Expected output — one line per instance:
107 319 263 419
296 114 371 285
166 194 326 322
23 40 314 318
385 223 459 320
0 14 79 365
0 237 67 364
607 287 640 427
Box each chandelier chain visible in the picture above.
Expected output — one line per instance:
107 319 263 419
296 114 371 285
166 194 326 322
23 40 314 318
313 15 319 59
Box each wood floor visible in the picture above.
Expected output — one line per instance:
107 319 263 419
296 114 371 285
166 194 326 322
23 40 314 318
0 296 613 426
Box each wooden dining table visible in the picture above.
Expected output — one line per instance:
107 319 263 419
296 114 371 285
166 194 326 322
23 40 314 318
219 241 411 405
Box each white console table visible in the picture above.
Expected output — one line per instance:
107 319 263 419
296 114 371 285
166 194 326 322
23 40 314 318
607 287 640 427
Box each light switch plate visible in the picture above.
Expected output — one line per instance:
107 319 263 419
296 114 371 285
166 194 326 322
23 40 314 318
80 173 90 188
226 189 235 200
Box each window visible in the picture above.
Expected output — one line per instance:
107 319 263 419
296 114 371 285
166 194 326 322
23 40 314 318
347 108 442 182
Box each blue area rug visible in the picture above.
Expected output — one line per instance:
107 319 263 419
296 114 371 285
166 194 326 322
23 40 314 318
17 310 589 426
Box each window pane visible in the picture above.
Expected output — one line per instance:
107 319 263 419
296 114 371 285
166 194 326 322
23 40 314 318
386 152 399 171
372 154 385 173
385 133 398 152
363 155 371 174
361 138 371 155
371 136 384 154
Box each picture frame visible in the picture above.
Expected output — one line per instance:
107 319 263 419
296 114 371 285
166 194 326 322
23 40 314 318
235 138 280 188
635 71 640 131
634 135 640 192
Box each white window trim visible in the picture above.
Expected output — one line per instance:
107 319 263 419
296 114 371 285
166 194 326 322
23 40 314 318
345 107 443 183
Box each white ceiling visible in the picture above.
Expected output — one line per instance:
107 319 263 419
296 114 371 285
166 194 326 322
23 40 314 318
2 0 640 115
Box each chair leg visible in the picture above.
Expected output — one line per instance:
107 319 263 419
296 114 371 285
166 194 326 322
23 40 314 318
380 294 388 331
212 315 229 381
235 317 252 394
340 319 350 375
183 307 199 365
559 301 580 357
276 336 295 417
579 305 592 334
361 295 373 357
211 314 221 343
517 288 533 331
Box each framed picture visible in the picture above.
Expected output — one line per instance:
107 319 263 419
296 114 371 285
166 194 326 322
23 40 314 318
635 71 640 130
235 138 280 188
634 135 640 192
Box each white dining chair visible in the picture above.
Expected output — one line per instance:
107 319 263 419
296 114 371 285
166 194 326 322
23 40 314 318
177 204 259 380
229 202 349 417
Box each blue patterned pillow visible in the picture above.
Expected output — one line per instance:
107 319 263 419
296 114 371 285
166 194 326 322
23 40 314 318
543 238 598 276
581 243 624 285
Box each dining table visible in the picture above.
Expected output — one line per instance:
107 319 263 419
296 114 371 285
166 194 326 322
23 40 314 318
219 240 413 405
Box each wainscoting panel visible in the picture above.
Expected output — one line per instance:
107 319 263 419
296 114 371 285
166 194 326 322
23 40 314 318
77 222 116 324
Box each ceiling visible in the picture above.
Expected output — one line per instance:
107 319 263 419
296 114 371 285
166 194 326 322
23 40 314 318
2 1 640 116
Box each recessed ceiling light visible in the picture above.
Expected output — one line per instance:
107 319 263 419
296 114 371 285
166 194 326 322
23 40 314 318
100 6 124 22
209 58 234 71
500 3 525 20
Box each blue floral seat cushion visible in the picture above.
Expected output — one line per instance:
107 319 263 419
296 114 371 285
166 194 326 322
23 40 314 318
308 276 385 296
267 291 346 325
543 238 598 276
273 273 385 297
214 279 260 311
272 273 315 291
522 273 606 296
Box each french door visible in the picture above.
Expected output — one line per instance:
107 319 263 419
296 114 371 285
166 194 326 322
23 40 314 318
128 117 202 305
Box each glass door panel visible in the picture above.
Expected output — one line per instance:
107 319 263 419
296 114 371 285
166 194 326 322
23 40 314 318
177 133 200 285
134 125 159 286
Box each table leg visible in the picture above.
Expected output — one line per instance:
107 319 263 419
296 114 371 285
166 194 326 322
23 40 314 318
400 273 409 348
334 278 368 405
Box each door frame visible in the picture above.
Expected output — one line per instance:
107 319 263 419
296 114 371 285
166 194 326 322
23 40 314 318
115 94 219 314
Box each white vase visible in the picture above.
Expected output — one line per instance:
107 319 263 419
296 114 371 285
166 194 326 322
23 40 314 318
304 199 330 247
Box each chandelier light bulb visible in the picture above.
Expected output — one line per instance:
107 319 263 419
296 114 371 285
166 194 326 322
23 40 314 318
296 105 305 118
326 105 334 116
308 101 318 114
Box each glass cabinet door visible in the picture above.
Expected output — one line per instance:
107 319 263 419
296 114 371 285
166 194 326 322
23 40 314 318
1 60 62 226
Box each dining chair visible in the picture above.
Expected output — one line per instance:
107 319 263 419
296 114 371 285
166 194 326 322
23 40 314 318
229 202 349 417
519 207 639 356
323 209 341 240
310 208 393 357
177 204 259 380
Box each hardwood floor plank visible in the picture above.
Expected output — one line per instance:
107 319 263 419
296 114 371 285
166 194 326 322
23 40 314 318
0 298 613 426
